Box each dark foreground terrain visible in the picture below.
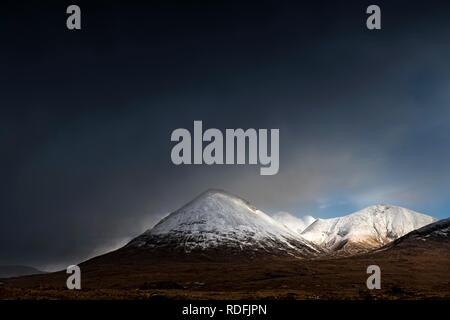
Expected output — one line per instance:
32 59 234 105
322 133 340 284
1 237 449 300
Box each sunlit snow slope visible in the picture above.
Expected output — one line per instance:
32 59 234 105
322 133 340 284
301 205 435 252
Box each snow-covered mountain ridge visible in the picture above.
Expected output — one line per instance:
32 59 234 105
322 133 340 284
300 204 435 252
126 190 436 256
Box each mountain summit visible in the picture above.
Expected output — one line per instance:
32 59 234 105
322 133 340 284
126 189 321 257
300 204 435 253
127 192 435 256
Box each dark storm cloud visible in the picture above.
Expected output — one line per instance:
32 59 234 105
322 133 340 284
1 0 450 269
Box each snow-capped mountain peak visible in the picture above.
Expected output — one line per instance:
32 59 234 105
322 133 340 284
300 204 435 252
126 189 436 257
149 189 279 235
126 189 321 257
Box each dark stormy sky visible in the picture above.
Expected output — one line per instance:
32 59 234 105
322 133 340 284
1 0 450 270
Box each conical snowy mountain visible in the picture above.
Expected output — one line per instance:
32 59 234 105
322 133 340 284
126 189 321 257
300 204 435 253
